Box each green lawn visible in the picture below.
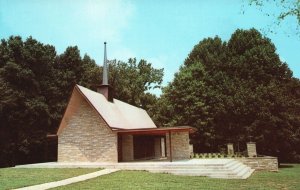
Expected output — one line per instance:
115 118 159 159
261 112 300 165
0 168 99 190
54 164 300 190
1 165 299 190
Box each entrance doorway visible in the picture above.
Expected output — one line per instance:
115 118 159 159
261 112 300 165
133 135 166 160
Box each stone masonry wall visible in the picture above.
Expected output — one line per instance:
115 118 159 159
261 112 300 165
122 135 134 161
154 138 161 158
171 131 190 159
166 133 170 159
238 157 278 171
58 94 118 162
227 143 234 155
166 131 190 160
161 138 166 157
247 142 257 157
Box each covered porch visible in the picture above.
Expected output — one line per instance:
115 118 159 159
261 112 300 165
115 126 194 162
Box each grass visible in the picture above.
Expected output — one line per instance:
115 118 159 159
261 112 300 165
1 164 299 190
0 168 100 190
54 164 300 190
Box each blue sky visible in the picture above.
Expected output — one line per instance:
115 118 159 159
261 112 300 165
0 0 299 94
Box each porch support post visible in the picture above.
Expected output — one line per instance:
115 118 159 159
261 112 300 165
122 134 134 161
169 130 172 162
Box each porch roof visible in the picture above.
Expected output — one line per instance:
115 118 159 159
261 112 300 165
114 126 196 135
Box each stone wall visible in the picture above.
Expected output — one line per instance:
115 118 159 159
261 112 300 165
238 156 278 171
161 138 166 157
58 90 118 162
166 131 190 160
227 143 234 155
154 138 161 158
189 144 193 157
247 142 257 157
122 135 134 161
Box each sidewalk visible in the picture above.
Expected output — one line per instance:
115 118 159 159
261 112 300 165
14 169 120 190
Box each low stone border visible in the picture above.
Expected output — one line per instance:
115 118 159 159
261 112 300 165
237 156 278 172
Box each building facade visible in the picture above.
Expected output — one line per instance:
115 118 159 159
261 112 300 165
57 42 194 162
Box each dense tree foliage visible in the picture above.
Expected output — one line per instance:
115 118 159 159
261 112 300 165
155 29 300 162
0 36 162 167
109 58 163 110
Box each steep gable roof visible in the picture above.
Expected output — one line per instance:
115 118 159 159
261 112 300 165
76 85 157 130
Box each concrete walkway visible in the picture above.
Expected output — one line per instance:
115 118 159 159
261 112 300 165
15 159 255 179
13 169 119 190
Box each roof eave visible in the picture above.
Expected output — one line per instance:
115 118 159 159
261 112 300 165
115 126 195 135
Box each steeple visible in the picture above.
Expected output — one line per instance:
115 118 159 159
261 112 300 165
102 42 108 85
97 42 114 102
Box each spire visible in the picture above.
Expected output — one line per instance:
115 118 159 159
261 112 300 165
97 41 114 102
102 42 108 85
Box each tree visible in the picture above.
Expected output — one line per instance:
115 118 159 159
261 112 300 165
80 54 101 89
154 62 215 151
247 0 300 36
0 36 164 167
50 47 101 132
0 38 101 166
157 28 300 161
0 36 55 165
109 58 164 109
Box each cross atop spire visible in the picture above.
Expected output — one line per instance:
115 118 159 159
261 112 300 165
102 42 108 85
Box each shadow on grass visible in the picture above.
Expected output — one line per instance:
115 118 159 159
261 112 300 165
279 164 294 168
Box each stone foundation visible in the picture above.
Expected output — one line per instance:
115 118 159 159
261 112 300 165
238 156 278 171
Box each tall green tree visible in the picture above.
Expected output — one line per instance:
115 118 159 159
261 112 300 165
157 28 300 161
50 47 101 132
108 58 164 110
0 36 56 165
154 62 214 150
0 36 164 167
